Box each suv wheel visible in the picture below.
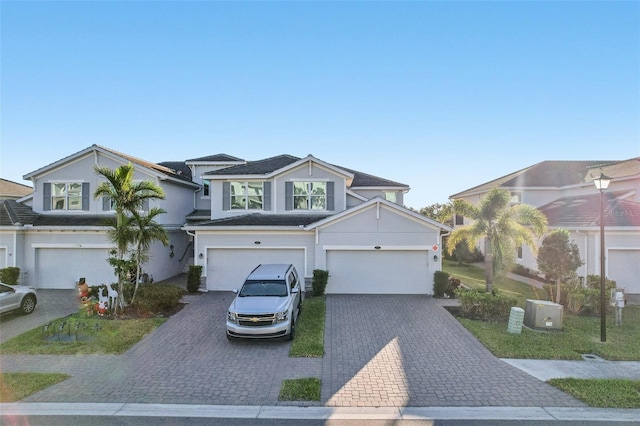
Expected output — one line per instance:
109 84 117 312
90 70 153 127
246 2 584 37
287 318 296 341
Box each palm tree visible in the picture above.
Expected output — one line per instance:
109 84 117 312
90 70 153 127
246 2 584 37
129 207 169 304
447 188 547 293
93 163 165 312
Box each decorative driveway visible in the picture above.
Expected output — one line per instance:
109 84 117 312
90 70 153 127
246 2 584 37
1 292 584 407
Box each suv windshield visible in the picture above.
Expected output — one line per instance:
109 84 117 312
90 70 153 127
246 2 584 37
239 280 288 297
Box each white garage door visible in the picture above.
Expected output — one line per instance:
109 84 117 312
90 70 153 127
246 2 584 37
326 250 430 294
206 248 305 291
36 248 116 289
0 248 6 269
608 250 640 295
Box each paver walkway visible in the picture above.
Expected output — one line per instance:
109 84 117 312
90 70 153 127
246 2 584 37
1 293 585 408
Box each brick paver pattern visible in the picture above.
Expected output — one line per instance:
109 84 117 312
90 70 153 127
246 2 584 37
1 293 584 407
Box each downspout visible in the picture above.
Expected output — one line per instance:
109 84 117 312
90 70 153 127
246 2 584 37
576 230 588 283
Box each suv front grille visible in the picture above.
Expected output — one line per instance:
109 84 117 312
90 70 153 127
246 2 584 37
237 313 276 327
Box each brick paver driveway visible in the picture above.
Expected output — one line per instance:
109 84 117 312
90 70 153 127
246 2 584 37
320 295 583 407
2 292 584 407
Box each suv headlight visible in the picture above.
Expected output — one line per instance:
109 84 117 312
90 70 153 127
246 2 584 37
275 310 288 323
228 311 237 323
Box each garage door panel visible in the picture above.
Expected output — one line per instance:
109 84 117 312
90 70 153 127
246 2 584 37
36 248 116 289
207 249 305 291
0 248 6 269
327 250 429 294
609 250 640 294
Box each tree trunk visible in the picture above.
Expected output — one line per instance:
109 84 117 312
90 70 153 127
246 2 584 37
555 278 561 304
484 239 493 293
131 249 142 305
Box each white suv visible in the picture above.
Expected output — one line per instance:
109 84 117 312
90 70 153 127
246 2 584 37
226 264 302 341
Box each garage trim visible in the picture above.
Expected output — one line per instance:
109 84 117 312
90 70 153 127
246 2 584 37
32 243 115 249
203 245 309 277
323 245 433 251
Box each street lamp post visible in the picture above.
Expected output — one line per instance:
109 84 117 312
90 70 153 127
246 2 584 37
593 173 611 343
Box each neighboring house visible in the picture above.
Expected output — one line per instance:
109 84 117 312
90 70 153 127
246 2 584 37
0 145 199 287
0 146 451 295
0 178 32 200
450 158 640 303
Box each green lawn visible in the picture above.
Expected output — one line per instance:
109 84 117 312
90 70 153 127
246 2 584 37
444 260 543 304
279 377 321 401
0 373 69 402
548 378 640 408
289 296 325 357
0 313 166 355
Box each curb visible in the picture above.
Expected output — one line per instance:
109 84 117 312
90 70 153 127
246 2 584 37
1 403 639 422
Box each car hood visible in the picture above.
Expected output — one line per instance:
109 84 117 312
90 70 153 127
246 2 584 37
229 296 289 315
10 285 36 294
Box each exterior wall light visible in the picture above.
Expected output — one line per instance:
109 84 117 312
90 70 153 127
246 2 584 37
169 245 175 258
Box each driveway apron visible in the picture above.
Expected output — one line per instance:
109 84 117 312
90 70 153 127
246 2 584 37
321 295 584 407
4 293 584 407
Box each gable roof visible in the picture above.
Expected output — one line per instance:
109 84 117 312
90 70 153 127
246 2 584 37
450 160 615 198
203 154 408 189
585 157 640 182
538 192 640 228
23 145 196 185
0 178 32 199
186 154 245 163
304 197 451 232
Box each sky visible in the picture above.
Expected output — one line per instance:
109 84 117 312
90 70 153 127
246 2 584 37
1 1 639 209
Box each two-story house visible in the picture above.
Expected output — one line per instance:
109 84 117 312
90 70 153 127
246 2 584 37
0 145 199 288
184 154 450 293
1 146 451 294
450 158 640 303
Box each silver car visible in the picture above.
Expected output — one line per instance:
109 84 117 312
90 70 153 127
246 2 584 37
0 282 37 315
227 264 302 340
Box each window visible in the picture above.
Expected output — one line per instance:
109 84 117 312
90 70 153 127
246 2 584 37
203 181 210 197
384 192 397 203
230 182 263 210
294 182 326 210
516 246 523 259
455 214 464 225
510 192 522 204
43 182 89 211
52 183 82 210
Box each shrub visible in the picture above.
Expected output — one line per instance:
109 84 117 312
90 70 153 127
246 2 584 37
433 271 450 297
455 288 517 321
132 284 185 314
446 277 461 298
312 269 329 297
187 265 203 293
0 267 20 285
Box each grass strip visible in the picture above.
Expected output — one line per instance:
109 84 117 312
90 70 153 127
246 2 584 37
456 305 639 360
279 377 321 401
548 378 640 408
290 296 325 357
0 313 166 355
0 373 69 402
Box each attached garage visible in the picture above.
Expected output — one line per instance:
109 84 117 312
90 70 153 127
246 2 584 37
326 249 431 294
206 248 306 291
0 247 6 269
608 249 640 295
35 247 116 289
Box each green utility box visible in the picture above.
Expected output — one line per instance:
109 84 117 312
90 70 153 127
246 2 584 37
507 307 525 334
524 300 563 331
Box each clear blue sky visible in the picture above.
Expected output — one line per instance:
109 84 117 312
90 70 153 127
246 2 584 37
1 1 638 209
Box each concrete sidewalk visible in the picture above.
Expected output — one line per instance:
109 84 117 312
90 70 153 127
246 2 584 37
502 358 640 381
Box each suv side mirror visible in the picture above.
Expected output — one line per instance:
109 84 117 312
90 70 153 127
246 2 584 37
232 289 239 294
291 287 299 294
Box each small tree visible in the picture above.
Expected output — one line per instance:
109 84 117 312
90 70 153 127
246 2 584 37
536 229 583 304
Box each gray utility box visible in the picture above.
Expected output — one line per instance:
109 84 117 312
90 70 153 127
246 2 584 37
524 300 563 331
